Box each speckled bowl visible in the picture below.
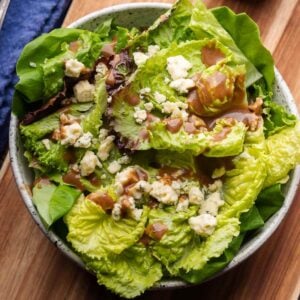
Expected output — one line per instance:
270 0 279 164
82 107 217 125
9 2 300 289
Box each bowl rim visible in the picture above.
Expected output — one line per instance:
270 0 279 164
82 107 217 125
9 2 300 289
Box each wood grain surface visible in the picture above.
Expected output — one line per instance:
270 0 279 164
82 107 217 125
1 0 300 299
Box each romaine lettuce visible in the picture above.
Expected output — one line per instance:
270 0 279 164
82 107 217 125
263 122 300 187
85 244 163 299
65 196 149 259
148 206 197 272
189 0 262 87
211 7 274 90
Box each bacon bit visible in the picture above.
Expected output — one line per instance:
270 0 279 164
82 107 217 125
101 42 116 58
147 113 160 123
87 173 101 186
184 122 198 134
188 115 206 128
139 234 151 246
145 223 168 241
249 97 263 115
139 128 150 141
87 192 115 211
213 126 232 142
69 41 80 53
166 118 183 133
106 70 116 86
148 197 159 209
51 128 61 141
62 170 85 191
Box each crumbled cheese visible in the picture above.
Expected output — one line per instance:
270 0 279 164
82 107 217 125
144 102 154 112
115 167 136 186
170 78 195 94
70 163 80 172
199 192 224 217
107 96 112 103
150 181 178 205
171 108 189 121
130 208 143 221
133 46 160 67
207 180 223 192
188 186 204 205
176 198 189 212
119 195 136 210
118 155 131 165
73 80 95 102
99 128 109 141
97 135 115 161
133 107 147 124
74 132 93 148
80 150 101 177
161 101 178 114
212 167 226 179
128 180 152 199
140 87 151 95
167 55 192 80
112 203 122 221
133 52 148 66
60 122 83 145
65 59 85 78
171 180 182 192
95 62 108 77
107 161 122 174
42 139 51 150
189 214 217 236
154 91 167 103
147 45 160 56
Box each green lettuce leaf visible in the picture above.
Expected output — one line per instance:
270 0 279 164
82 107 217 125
204 120 247 157
263 122 300 188
81 79 108 137
32 180 81 228
169 126 266 280
189 0 261 87
155 150 196 172
220 125 266 222
256 184 285 221
113 39 246 155
211 7 274 90
13 28 103 116
170 217 240 278
239 205 264 232
181 232 244 283
49 185 82 224
148 207 197 272
85 244 163 299
20 103 94 172
130 0 194 50
252 81 296 136
65 197 149 259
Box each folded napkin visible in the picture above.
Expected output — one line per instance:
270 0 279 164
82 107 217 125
0 0 71 158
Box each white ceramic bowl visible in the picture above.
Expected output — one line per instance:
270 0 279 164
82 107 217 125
9 2 300 289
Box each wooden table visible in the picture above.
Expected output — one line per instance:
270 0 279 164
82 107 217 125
1 0 300 299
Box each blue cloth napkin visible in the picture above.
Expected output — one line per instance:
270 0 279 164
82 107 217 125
0 0 71 157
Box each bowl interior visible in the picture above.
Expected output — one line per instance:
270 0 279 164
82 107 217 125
9 3 300 289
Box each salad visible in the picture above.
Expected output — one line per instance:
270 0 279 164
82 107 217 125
13 0 300 298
